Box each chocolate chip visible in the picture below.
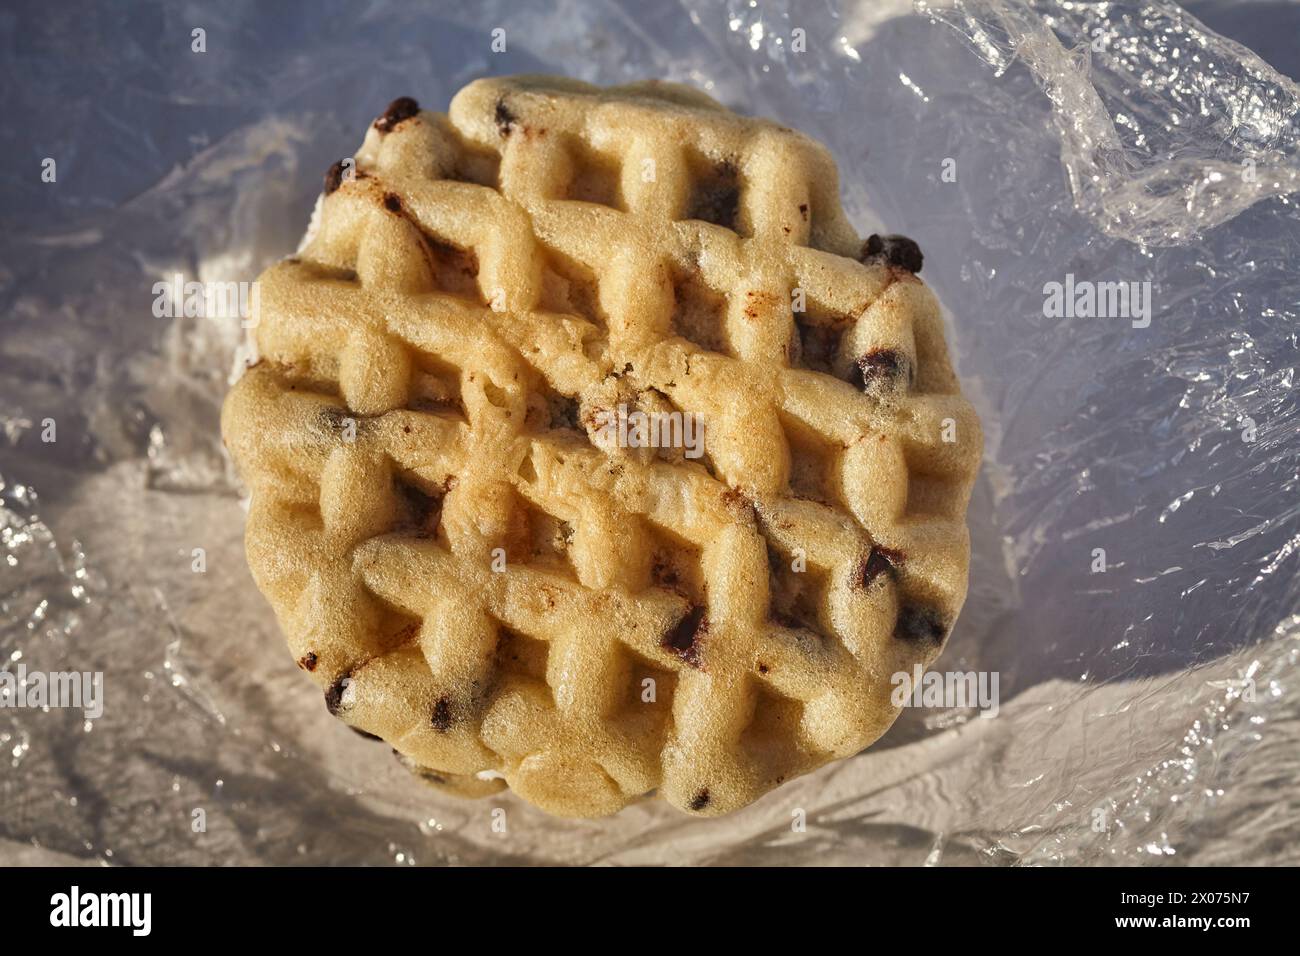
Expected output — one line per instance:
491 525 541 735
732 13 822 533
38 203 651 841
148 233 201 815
651 555 680 589
421 234 481 280
394 474 442 536
431 697 454 732
860 233 923 273
894 607 948 645
848 348 911 392
858 546 904 588
375 96 419 133
793 317 842 373
324 160 348 195
298 652 319 672
549 393 580 430
325 675 353 715
494 97 516 137
686 162 740 230
383 192 402 213
663 605 707 668
689 788 711 811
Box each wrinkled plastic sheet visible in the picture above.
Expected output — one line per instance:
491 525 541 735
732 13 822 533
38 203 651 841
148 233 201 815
2 0 1298 865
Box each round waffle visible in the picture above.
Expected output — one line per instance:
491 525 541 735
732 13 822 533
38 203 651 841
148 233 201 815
221 76 982 817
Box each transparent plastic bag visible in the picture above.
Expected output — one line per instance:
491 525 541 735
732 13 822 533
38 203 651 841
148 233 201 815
2 0 1297 864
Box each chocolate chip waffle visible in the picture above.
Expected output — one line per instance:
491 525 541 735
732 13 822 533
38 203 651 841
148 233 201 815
220 76 982 817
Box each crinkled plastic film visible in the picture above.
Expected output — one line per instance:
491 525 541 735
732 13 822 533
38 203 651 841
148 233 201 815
1 0 1297 865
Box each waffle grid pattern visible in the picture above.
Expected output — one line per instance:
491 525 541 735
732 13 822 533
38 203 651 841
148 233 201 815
221 76 981 817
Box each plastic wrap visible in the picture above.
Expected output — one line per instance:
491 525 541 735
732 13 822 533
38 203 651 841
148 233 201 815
2 0 1298 865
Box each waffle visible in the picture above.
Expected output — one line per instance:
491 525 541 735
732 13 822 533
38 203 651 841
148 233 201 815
220 76 982 818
